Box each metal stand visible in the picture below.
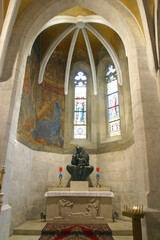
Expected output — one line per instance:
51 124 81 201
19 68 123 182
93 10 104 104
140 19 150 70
96 177 101 188
122 211 144 240
0 166 5 192
59 177 62 188
0 166 5 214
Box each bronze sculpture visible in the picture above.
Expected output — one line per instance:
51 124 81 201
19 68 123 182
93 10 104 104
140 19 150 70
66 146 94 181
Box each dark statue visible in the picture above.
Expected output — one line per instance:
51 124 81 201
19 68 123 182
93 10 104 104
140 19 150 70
66 146 94 181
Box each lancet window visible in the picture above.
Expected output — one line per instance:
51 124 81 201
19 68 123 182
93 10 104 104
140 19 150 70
106 64 121 136
73 71 87 139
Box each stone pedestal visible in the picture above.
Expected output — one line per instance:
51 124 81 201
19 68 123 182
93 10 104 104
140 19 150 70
0 204 12 240
70 181 88 191
45 189 114 224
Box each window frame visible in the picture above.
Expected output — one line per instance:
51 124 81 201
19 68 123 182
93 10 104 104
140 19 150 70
73 71 88 140
64 61 95 147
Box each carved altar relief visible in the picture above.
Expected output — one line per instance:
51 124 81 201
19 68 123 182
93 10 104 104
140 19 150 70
59 198 100 219
45 190 114 223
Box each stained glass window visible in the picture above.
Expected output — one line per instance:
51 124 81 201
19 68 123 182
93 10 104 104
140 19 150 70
74 71 87 139
106 64 121 136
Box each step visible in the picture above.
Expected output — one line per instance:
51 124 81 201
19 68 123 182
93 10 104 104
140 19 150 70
9 235 133 240
10 219 132 239
13 220 46 235
9 236 40 240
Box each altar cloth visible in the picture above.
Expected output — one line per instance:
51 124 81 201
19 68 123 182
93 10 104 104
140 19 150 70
45 191 114 198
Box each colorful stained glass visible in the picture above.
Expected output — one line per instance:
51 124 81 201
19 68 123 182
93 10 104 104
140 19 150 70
74 100 86 111
74 126 86 139
108 93 119 108
75 85 86 99
74 111 86 125
109 120 121 136
106 64 121 137
106 64 117 83
75 71 87 81
108 106 120 122
74 71 87 139
107 80 118 94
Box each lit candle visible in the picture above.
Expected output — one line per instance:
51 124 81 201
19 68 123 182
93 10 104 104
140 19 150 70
59 167 63 178
133 205 138 212
96 168 100 178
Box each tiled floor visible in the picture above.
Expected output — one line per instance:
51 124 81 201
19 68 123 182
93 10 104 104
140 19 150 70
9 220 133 240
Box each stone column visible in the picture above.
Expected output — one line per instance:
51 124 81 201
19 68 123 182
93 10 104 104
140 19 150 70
0 52 26 240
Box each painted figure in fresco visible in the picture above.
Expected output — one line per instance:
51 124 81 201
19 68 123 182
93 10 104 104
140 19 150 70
32 93 63 146
66 146 94 181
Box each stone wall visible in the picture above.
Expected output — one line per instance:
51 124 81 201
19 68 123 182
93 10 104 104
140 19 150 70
9 142 32 233
9 140 137 232
97 144 138 218
8 142 98 233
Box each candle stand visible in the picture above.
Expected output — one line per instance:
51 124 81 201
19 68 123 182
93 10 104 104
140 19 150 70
96 176 101 188
0 166 6 214
96 168 101 188
122 206 144 240
59 176 62 188
58 167 63 188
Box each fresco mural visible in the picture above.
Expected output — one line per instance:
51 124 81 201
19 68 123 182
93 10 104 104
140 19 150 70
17 43 65 152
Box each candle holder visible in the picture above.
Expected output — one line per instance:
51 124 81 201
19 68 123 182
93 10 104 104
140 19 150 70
122 204 144 240
58 167 63 188
59 176 62 188
0 166 5 214
0 166 5 192
96 168 101 188
96 176 101 188
0 193 4 214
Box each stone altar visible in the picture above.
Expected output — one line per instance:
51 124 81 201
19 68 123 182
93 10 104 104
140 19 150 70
45 185 114 224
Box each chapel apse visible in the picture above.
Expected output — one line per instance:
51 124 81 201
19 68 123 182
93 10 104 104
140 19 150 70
17 43 65 152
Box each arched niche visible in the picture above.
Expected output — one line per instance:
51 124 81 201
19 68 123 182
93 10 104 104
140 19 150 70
1 0 158 215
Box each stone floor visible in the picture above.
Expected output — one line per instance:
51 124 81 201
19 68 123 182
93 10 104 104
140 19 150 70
9 220 133 240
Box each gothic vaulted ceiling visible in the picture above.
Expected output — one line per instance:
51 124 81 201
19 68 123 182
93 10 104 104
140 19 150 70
3 0 155 61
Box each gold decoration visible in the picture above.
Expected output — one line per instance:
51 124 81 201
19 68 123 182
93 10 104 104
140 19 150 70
0 166 6 193
59 176 62 188
122 204 144 240
96 176 101 188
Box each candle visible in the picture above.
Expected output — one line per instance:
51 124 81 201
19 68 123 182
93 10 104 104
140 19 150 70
59 167 63 178
96 167 100 178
